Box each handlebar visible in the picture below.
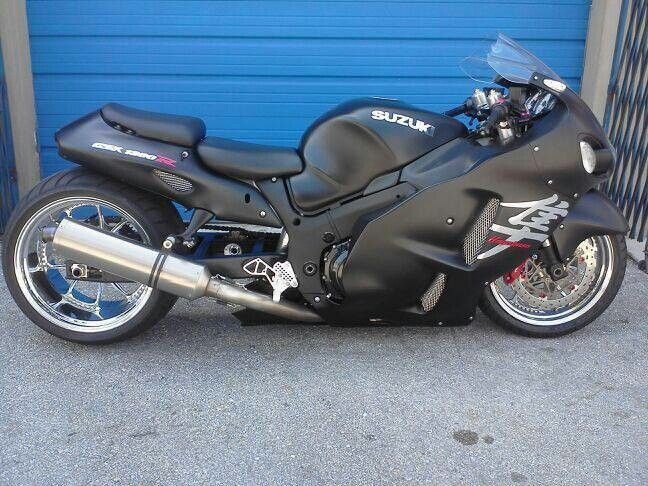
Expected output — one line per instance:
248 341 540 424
444 96 512 139
443 104 467 117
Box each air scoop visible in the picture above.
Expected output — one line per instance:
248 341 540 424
42 218 322 323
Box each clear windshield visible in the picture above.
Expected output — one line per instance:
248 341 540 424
461 34 565 85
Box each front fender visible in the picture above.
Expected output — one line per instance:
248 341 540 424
553 189 628 258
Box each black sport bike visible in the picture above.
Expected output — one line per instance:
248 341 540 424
3 35 628 343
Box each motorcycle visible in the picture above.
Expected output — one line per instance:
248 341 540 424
2 35 628 343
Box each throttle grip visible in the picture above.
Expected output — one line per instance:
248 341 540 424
483 103 508 130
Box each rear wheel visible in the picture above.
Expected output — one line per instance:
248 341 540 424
2 168 183 344
480 234 626 337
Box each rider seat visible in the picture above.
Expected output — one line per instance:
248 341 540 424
196 137 303 181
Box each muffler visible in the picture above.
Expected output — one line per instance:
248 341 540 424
42 218 322 323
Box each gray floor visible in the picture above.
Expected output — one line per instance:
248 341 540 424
0 254 646 485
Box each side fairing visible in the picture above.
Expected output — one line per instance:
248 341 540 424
339 142 560 323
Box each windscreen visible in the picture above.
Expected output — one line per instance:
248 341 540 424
461 34 565 85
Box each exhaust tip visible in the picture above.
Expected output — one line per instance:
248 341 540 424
41 224 58 243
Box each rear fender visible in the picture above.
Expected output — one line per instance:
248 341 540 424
553 189 628 258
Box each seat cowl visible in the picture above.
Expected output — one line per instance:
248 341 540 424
197 137 303 181
101 103 206 147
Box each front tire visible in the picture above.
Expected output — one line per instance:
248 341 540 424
480 234 626 337
2 168 183 344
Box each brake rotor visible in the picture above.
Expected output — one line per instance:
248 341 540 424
505 239 599 313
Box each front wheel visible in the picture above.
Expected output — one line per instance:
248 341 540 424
480 234 626 337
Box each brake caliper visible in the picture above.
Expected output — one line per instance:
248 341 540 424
504 259 528 285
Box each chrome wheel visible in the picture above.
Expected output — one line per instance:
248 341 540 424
490 236 614 326
13 197 154 333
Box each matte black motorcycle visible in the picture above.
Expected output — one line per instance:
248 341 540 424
3 35 628 343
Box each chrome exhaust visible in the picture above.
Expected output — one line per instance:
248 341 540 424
43 218 322 323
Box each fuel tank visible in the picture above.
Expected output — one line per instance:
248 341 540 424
289 98 467 212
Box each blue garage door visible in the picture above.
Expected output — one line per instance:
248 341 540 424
27 0 591 178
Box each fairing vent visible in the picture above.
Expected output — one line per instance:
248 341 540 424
421 273 446 312
153 169 193 193
463 198 500 265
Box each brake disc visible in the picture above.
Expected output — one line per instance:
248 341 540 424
508 240 599 312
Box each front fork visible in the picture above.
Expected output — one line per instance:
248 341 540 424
504 237 570 286
538 238 569 281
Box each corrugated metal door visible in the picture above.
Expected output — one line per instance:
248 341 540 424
603 0 647 243
27 0 591 178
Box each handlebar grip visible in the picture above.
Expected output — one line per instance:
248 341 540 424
443 104 466 117
483 103 508 130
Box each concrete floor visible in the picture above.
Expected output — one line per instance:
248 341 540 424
1 256 646 485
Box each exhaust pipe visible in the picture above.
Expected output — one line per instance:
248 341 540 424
43 218 322 323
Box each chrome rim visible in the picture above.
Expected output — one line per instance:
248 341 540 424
490 236 614 326
13 197 154 333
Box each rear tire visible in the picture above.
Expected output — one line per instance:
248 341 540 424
2 168 184 344
480 234 626 337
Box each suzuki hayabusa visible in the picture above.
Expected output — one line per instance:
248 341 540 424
3 35 628 343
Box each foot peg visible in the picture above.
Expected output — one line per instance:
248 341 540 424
243 258 298 302
163 208 213 250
